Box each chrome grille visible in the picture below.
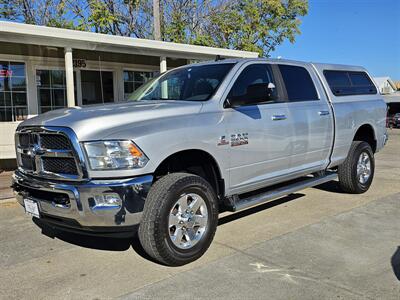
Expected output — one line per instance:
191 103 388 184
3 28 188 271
18 133 31 147
15 127 84 180
42 157 78 175
21 154 35 171
40 134 71 150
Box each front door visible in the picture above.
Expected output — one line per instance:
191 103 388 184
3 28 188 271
224 62 293 194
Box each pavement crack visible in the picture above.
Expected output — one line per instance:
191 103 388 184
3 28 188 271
215 239 375 299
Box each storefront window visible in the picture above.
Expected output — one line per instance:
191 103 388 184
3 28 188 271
81 70 114 105
36 69 76 113
0 61 27 121
123 71 156 100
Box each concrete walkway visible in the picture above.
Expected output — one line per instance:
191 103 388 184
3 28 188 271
0 171 13 200
123 193 400 300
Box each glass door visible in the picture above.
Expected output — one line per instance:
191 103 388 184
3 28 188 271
80 70 114 105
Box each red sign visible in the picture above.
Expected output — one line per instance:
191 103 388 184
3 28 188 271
0 70 13 77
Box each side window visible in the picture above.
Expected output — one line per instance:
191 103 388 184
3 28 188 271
278 64 318 102
324 70 377 96
227 64 278 106
324 70 351 87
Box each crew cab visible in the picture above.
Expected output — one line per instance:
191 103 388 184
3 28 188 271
12 58 388 266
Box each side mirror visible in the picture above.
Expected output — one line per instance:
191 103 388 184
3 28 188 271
223 98 232 109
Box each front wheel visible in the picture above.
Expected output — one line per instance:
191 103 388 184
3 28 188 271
338 141 375 194
138 173 219 266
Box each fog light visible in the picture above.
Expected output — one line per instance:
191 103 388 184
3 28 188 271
92 193 122 210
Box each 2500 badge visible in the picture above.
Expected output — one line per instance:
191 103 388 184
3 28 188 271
218 133 249 147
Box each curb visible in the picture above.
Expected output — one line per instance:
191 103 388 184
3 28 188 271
0 198 17 204
0 191 14 201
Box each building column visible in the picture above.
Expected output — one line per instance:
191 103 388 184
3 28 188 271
160 56 168 98
26 60 38 117
160 56 167 73
64 47 75 107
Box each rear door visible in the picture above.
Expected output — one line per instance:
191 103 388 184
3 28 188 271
277 63 333 173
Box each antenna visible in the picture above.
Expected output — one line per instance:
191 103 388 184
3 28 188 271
99 56 104 104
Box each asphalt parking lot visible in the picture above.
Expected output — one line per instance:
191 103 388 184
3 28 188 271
1 130 399 300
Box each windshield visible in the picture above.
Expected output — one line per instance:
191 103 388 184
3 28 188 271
128 63 234 102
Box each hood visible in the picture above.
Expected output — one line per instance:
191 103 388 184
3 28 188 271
20 100 203 141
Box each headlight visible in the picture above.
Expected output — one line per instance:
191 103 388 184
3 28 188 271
83 140 149 170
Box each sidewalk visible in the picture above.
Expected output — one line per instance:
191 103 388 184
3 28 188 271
0 171 14 201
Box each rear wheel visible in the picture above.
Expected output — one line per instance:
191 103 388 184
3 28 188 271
138 173 219 266
338 141 375 194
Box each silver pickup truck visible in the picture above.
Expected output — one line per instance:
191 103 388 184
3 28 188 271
12 58 387 266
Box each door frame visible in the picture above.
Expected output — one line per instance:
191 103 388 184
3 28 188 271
79 68 117 106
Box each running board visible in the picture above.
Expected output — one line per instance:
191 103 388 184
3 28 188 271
230 172 338 212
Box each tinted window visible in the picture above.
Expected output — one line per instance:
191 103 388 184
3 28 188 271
324 71 351 87
349 72 372 86
278 65 318 101
324 70 377 96
227 64 278 105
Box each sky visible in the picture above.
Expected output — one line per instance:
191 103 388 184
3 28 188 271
272 0 400 80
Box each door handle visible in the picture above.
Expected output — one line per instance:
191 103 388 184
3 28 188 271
272 114 287 121
318 110 330 116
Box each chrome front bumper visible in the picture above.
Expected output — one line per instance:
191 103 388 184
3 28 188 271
12 170 153 234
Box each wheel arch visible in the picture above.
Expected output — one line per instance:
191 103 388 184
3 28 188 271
353 123 377 152
153 149 225 199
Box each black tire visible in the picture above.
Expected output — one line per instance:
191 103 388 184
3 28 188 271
138 173 219 266
338 141 375 194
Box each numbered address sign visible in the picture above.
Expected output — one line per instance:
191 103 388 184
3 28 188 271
73 59 87 68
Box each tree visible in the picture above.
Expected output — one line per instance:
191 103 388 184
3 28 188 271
65 0 153 37
0 0 75 28
0 0 308 56
162 0 308 56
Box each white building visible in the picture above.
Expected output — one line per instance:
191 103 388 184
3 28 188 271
0 21 258 167
373 77 400 116
373 76 397 94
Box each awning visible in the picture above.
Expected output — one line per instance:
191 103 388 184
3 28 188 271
0 21 259 60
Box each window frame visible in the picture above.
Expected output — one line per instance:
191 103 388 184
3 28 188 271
35 67 79 113
223 62 285 108
80 68 116 106
0 59 28 122
323 70 377 97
